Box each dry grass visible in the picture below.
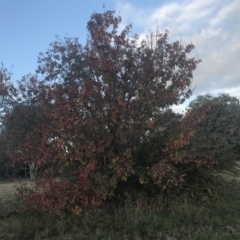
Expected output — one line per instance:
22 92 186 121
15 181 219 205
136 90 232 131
218 161 240 182
0 179 33 198
0 178 34 216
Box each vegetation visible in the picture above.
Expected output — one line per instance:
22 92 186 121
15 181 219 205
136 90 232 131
188 93 240 174
1 178 240 239
0 9 240 239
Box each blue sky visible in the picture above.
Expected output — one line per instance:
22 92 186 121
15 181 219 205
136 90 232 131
1 0 239 111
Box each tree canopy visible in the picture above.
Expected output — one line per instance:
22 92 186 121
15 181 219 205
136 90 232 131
1 10 232 214
188 93 240 173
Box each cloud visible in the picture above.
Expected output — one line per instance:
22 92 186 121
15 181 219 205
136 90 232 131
116 0 240 104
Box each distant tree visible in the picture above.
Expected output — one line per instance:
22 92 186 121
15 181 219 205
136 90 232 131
0 129 12 178
0 63 18 117
0 103 45 180
0 63 18 178
188 93 240 174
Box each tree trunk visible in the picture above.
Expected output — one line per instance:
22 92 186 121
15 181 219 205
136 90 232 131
29 162 38 180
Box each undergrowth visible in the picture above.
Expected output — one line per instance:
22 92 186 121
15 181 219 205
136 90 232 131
0 178 240 239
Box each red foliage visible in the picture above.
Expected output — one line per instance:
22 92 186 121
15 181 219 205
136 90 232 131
0 10 210 214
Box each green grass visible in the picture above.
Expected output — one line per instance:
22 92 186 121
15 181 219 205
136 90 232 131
0 178 240 239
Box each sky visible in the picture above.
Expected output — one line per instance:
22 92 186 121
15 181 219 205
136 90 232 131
1 0 239 111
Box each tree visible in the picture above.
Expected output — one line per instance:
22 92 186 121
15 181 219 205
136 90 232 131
1 10 212 214
0 129 12 178
0 64 19 178
0 102 46 180
188 93 240 174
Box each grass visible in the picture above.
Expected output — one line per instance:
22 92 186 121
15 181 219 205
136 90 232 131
0 177 240 239
0 178 34 217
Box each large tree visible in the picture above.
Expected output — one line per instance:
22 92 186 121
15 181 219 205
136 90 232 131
1 10 214 214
